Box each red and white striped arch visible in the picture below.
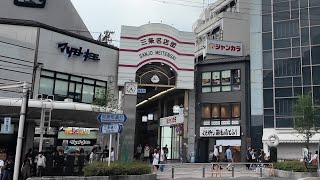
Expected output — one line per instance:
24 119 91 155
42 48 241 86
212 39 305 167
118 23 195 89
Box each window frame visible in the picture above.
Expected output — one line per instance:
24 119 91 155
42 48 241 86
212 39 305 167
201 103 241 126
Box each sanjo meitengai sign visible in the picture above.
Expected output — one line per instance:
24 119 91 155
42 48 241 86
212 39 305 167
200 126 240 137
118 23 195 89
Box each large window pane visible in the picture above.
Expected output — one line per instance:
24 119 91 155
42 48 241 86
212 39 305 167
302 47 311 65
221 104 231 119
39 77 54 95
264 116 274 128
41 71 54 77
274 11 290 21
54 80 68 95
82 84 94 103
263 70 273 88
273 1 289 12
202 72 211 86
274 20 299 39
310 7 320 26
263 32 272 50
275 99 295 116
274 39 291 49
301 27 310 46
303 67 311 85
232 103 240 118
212 72 220 85
262 0 271 14
300 8 309 27
262 14 272 32
275 77 292 87
276 118 294 128
311 26 320 45
310 0 320 7
274 48 291 59
264 89 274 108
221 70 231 85
211 104 220 118
202 87 211 93
263 51 273 69
300 0 309 8
312 66 320 85
314 86 320 103
275 88 292 97
311 46 320 65
202 104 211 118
274 58 301 77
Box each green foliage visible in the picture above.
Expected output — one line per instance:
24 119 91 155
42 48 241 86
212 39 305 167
92 82 118 112
83 161 151 176
293 94 320 148
275 161 307 172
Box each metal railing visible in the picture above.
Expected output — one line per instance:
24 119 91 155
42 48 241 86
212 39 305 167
155 162 275 179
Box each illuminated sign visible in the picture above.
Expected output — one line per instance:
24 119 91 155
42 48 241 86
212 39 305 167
64 128 90 135
160 115 184 126
206 39 243 56
200 126 240 137
14 0 46 8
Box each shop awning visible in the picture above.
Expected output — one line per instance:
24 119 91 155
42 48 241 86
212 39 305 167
262 132 320 144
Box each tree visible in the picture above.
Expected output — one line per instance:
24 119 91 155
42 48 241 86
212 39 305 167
92 81 118 112
293 94 320 150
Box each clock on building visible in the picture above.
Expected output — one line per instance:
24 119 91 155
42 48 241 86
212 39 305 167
124 82 138 95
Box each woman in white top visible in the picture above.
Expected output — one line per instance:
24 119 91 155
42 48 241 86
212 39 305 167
110 147 115 162
152 149 159 172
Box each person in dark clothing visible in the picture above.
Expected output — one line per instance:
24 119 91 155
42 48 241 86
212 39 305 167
102 145 109 162
246 147 252 170
2 157 14 180
54 150 65 175
77 149 85 176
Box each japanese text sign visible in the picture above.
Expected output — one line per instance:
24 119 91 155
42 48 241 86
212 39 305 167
58 43 100 61
200 126 240 137
206 40 243 56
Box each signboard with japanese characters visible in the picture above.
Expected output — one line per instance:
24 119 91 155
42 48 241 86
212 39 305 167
160 114 184 126
206 39 243 56
200 126 240 137
58 43 100 61
118 24 195 89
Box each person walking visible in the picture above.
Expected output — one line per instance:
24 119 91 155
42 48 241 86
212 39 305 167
152 149 159 172
159 147 166 172
21 159 31 180
0 158 4 180
2 157 14 180
225 146 233 171
136 145 142 160
36 152 46 177
110 147 115 162
143 144 150 162
102 145 109 162
246 147 252 170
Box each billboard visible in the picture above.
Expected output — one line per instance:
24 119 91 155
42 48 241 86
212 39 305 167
118 23 195 89
206 39 243 56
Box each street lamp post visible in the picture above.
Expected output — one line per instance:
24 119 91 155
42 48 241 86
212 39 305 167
0 82 29 180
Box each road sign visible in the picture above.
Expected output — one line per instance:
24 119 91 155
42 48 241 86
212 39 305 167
97 113 127 123
100 124 122 134
137 88 146 94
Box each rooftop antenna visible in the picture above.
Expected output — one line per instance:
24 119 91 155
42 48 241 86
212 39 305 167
97 30 115 45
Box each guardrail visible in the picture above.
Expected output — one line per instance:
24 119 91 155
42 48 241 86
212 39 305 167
155 162 275 179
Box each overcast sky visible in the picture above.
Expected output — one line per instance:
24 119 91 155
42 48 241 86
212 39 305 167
71 0 214 46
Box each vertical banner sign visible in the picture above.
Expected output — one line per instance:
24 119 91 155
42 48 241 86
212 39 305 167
4 117 11 133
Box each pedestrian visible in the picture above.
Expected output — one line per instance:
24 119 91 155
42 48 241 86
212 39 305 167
36 152 46 177
55 150 64 175
136 145 142 160
110 147 115 162
102 145 109 162
77 149 85 175
0 158 4 180
225 146 233 171
213 146 222 170
309 151 318 164
21 159 31 180
159 147 166 172
2 156 14 180
143 144 150 162
152 149 159 172
246 146 252 170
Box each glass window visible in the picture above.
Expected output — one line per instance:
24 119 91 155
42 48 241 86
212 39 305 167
276 99 295 116
54 80 68 95
56 73 69 80
264 109 274 116
303 67 311 85
291 9 299 19
84 78 95 84
232 69 241 90
232 103 240 118
275 77 292 87
294 87 302 96
310 7 320 26
69 82 75 93
310 0 320 7
264 89 274 108
71 76 82 82
274 39 291 49
313 86 320 103
300 0 309 8
312 46 320 65
292 38 300 47
202 104 211 118
41 71 54 77
39 77 54 95
312 66 320 85
274 48 291 59
263 70 273 88
264 116 274 128
276 118 294 128
222 86 231 92
221 70 231 85
311 26 320 45
263 51 273 69
274 11 290 21
262 0 271 14
300 8 309 27
212 72 220 85
302 47 311 65
275 88 292 97
262 14 272 32
263 32 272 50
96 81 106 87
292 47 300 57
274 20 299 39
202 87 211 93
301 27 310 46
202 72 211 86
82 84 94 103
221 104 231 119
273 1 289 12
293 77 301 86
291 0 299 9
212 86 220 92
211 104 220 119
274 58 301 77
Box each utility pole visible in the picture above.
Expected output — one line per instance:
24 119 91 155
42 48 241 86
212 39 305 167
0 82 29 180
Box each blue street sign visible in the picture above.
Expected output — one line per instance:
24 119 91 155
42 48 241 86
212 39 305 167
97 113 127 124
137 88 146 94
100 124 122 134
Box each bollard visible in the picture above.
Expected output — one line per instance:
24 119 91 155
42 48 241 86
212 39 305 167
260 166 263 177
202 165 205 178
232 165 234 178
171 165 174 179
